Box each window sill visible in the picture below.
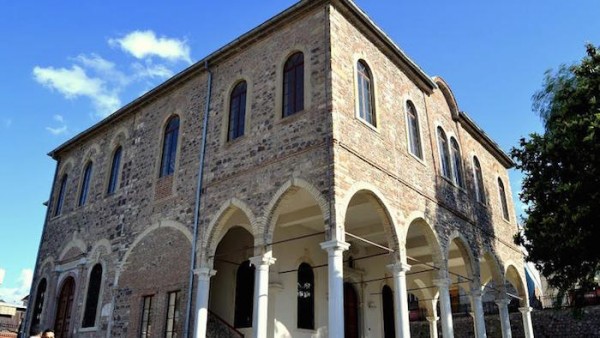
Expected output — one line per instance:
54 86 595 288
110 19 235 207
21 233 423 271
224 134 247 148
355 116 379 133
439 175 467 194
79 327 98 333
408 151 426 166
277 109 307 125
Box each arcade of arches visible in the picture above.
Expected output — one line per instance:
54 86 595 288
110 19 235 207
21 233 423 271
193 184 534 338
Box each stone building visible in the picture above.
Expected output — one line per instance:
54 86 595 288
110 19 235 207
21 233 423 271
24 0 534 337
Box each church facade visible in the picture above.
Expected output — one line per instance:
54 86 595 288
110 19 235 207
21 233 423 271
25 0 534 337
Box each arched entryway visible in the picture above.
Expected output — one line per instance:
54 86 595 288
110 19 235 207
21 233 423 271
344 282 359 338
209 226 255 334
54 276 75 338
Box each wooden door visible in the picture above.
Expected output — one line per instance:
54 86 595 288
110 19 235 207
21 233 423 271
344 282 359 338
54 277 75 338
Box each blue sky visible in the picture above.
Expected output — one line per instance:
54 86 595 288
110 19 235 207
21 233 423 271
0 0 598 304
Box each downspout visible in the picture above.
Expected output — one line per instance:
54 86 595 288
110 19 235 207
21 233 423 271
21 158 61 338
183 60 213 338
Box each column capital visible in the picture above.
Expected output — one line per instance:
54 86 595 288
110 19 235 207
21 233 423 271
432 278 451 288
387 262 411 274
518 306 532 314
250 254 276 267
470 288 483 298
426 316 439 323
320 239 350 252
194 267 217 280
495 298 510 307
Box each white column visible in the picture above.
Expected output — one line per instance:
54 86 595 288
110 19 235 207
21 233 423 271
194 268 217 338
320 240 350 338
426 316 439 338
250 254 276 338
433 278 454 338
519 306 534 338
470 287 487 338
495 298 512 338
387 262 411 338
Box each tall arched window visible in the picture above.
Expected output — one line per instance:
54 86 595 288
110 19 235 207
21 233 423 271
160 116 180 177
82 264 103 328
107 146 122 195
498 178 510 220
382 285 395 338
228 81 247 141
357 60 376 126
297 263 314 330
78 161 93 206
54 174 68 216
283 52 304 117
450 138 464 188
437 127 451 179
234 260 255 328
30 278 47 334
473 156 486 204
406 101 423 159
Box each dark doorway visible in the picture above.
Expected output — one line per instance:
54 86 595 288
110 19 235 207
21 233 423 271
54 277 75 338
382 285 395 338
234 260 255 328
344 282 359 338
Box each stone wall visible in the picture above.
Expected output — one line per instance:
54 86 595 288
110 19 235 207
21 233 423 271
410 307 600 337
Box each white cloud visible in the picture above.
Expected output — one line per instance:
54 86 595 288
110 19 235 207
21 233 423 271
33 65 121 117
109 30 191 64
74 54 129 86
0 268 33 304
46 125 68 135
132 61 174 80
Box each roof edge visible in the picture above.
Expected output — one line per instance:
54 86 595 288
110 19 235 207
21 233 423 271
458 111 514 169
48 0 328 159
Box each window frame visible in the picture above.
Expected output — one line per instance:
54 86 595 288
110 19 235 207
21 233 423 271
81 264 103 329
159 116 180 178
54 174 68 216
140 295 153 338
282 52 305 118
436 127 452 180
473 156 486 204
78 161 93 206
449 137 465 188
297 263 315 330
164 290 181 338
228 81 248 141
356 60 377 127
498 177 510 221
405 100 424 160
107 146 122 195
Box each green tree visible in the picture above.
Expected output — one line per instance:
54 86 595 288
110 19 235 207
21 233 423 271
512 44 600 293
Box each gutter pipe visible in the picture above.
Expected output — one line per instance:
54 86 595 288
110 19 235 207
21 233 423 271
183 60 213 338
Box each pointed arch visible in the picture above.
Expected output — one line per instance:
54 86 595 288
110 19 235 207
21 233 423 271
262 178 329 242
204 198 257 260
433 76 460 120
479 250 504 287
403 212 444 267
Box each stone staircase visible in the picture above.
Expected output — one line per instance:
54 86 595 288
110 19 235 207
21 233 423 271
207 311 244 338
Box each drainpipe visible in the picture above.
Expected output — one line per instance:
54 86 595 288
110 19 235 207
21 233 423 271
183 60 213 338
21 158 61 338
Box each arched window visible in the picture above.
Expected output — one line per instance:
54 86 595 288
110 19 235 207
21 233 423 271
450 138 464 188
357 60 376 126
82 264 103 328
228 81 247 141
473 156 486 204
30 278 47 334
297 263 314 329
78 161 93 206
234 260 255 328
54 174 68 216
406 101 423 159
283 52 304 117
160 116 180 177
437 127 451 179
54 277 75 338
382 285 395 338
107 146 122 195
498 178 510 220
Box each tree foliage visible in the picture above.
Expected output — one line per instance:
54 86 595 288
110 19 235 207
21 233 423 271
512 44 600 292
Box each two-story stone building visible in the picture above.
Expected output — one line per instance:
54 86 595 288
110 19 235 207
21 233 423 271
24 0 534 337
